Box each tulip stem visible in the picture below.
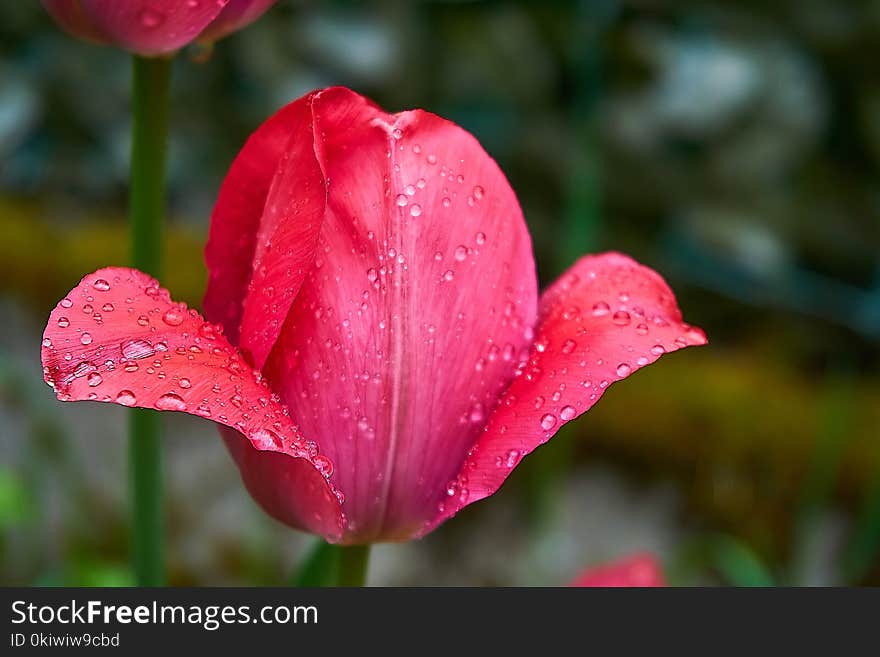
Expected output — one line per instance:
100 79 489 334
336 545 371 587
128 54 172 586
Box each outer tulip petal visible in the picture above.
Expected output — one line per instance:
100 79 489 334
570 553 666 587
204 91 326 368
261 87 538 542
198 0 277 43
424 252 706 534
42 1 231 56
41 267 343 541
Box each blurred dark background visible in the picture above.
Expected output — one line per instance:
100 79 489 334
1 0 878 585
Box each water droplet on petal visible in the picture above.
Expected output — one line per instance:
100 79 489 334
162 308 184 326
314 455 334 478
612 310 631 326
93 278 110 291
251 428 283 450
650 344 665 356
80 332 92 345
178 377 191 389
454 245 468 261
155 392 185 411
540 413 557 430
122 339 155 360
116 390 136 406
57 317 70 328
410 204 422 217
616 362 632 377
560 405 576 421
87 372 102 387
138 8 165 29
591 302 610 317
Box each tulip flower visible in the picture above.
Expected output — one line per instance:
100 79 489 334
41 87 706 545
42 0 277 56
570 554 666 587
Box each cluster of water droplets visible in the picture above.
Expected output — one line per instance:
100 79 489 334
42 273 342 505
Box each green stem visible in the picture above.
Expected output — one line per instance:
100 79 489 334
336 545 371 587
128 55 172 586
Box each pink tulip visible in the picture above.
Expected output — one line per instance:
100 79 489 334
40 87 706 544
42 0 277 56
570 554 666 587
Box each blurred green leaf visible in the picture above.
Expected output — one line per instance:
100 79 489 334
0 466 32 529
711 536 775 587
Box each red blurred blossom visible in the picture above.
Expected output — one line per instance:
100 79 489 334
41 0 277 56
570 554 666 587
40 87 707 544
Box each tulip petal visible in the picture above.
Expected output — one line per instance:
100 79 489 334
425 252 706 534
198 0 277 43
43 0 230 56
41 267 343 540
261 87 538 542
570 553 666 587
204 91 327 368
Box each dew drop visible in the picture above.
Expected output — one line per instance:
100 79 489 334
650 344 665 356
395 194 408 207
560 405 576 421
57 316 70 328
591 302 610 317
122 339 155 360
612 311 631 326
116 390 136 406
178 377 191 389
561 339 577 354
80 332 93 345
472 185 484 200
442 270 454 282
93 278 110 291
616 362 632 377
138 8 164 28
410 204 422 217
475 232 486 245
314 454 334 478
60 298 73 309
454 245 468 262
155 392 185 411
87 372 103 387
251 428 283 450
162 308 184 326
540 413 557 430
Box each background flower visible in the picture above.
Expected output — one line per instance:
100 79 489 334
41 0 277 56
